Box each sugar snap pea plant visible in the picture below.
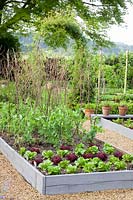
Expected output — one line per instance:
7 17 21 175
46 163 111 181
83 116 102 143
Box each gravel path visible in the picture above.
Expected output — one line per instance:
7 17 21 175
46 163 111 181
0 120 133 199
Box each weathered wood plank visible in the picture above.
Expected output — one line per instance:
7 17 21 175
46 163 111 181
101 118 133 139
46 180 133 194
0 138 45 194
46 171 133 186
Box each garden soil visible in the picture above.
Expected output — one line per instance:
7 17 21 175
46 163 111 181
0 120 133 200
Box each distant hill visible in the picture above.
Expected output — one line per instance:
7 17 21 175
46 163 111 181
19 36 133 56
103 42 133 55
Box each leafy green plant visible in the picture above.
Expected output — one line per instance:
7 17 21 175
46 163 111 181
83 116 102 142
112 118 124 125
109 155 120 164
97 161 111 172
42 150 54 159
124 119 133 129
86 146 99 154
58 160 70 169
47 166 61 175
38 105 83 147
57 150 70 158
24 151 37 160
83 162 96 173
114 161 126 170
92 157 101 165
75 143 86 156
66 164 77 174
75 157 87 168
122 154 133 162
19 147 26 156
38 160 53 171
103 143 115 154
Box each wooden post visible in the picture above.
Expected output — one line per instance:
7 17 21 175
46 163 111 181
124 50 128 95
97 50 102 103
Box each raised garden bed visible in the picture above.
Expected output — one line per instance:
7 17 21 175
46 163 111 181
100 118 133 140
0 137 133 195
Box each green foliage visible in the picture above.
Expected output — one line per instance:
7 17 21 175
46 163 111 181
0 101 84 147
68 47 96 105
83 117 103 142
86 146 99 154
83 162 96 173
113 118 133 129
38 160 53 171
38 11 86 48
103 52 133 90
19 147 26 156
1 0 130 48
109 155 120 164
47 166 61 175
103 143 115 154
0 82 16 103
38 105 83 147
24 151 37 160
66 164 77 174
75 143 86 156
122 154 133 162
58 160 70 169
0 31 20 77
0 31 19 50
92 157 101 165
97 161 111 172
75 157 87 168
57 150 70 158
42 150 54 159
114 161 126 170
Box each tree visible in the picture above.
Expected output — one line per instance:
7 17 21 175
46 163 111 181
0 0 132 46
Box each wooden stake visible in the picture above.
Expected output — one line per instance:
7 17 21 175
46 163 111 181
124 50 128 95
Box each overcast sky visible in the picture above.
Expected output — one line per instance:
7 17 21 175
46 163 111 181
108 5 133 45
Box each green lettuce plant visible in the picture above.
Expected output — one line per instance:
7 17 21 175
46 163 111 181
75 157 87 168
97 161 111 172
122 154 133 162
47 166 61 175
24 151 37 160
57 150 70 158
19 147 26 156
114 161 126 170
83 162 96 173
58 160 70 169
42 150 54 159
66 165 77 174
75 143 86 156
103 143 115 154
86 146 99 154
38 160 53 171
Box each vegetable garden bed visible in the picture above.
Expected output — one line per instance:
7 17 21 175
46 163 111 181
100 117 133 140
0 137 133 195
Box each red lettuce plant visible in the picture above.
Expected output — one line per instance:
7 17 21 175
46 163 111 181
66 153 78 162
96 152 108 161
52 155 62 165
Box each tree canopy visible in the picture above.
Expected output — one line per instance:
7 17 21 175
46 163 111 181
0 0 132 47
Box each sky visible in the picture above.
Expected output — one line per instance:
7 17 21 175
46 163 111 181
108 5 133 45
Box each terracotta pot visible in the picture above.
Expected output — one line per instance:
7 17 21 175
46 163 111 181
118 106 128 116
102 106 111 116
84 109 95 118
